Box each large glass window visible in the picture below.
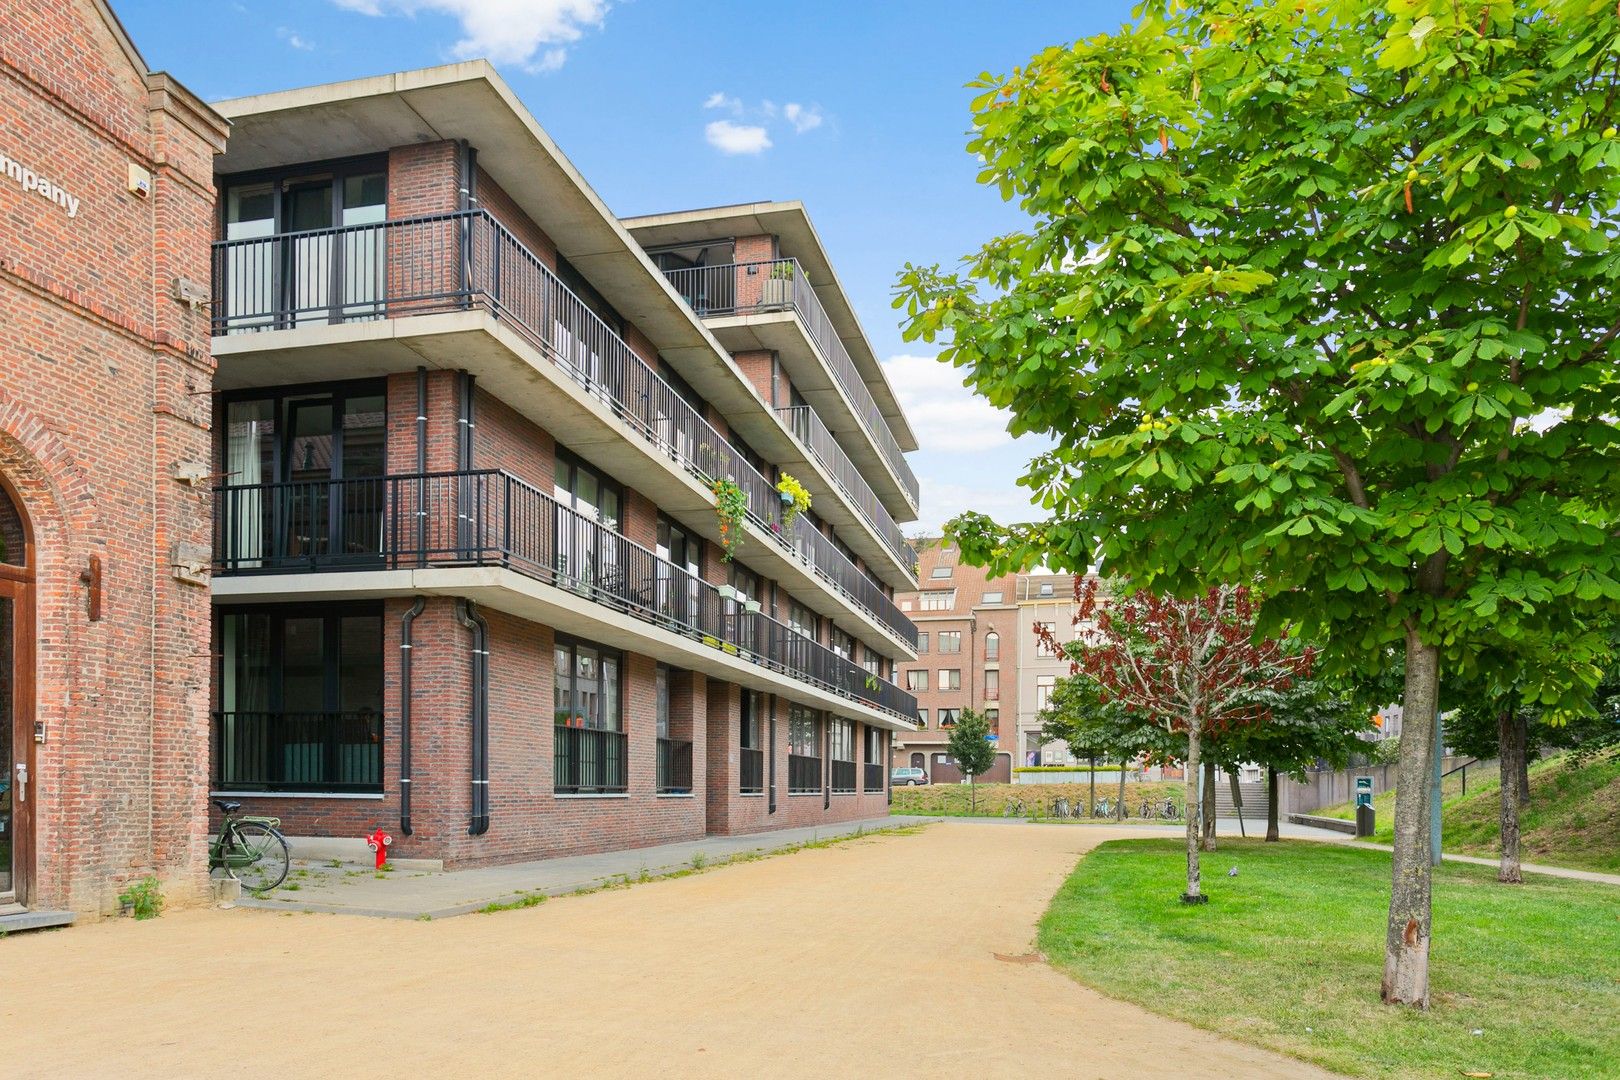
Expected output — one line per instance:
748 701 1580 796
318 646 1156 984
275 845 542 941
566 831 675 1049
984 668 1000 700
1035 622 1058 657
938 631 962 654
917 632 929 654
788 599 819 642
220 161 388 331
829 626 855 661
219 383 386 570
215 605 384 793
940 669 961 691
829 719 856 793
984 631 1000 660
555 451 623 590
905 669 928 693
739 690 765 794
787 704 821 794
554 637 626 794
656 516 702 627
919 590 954 611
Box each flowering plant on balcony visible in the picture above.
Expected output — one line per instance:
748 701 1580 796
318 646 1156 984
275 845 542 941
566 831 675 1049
711 478 748 562
775 473 811 532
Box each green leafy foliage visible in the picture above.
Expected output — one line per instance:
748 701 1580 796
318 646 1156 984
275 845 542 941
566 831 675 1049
894 0 1620 716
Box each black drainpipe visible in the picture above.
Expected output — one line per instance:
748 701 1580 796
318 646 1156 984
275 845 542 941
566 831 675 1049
455 598 491 836
398 597 426 835
823 714 831 811
767 693 777 815
415 367 427 560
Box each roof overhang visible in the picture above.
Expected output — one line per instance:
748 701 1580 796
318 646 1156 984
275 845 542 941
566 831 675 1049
622 201 918 452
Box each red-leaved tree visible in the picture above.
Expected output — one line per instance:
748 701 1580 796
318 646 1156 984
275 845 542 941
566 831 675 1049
1039 578 1312 903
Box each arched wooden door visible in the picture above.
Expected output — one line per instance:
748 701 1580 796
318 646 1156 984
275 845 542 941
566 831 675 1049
0 475 35 904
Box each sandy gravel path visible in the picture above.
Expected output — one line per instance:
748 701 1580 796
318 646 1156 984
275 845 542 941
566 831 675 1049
1 821 1333 1078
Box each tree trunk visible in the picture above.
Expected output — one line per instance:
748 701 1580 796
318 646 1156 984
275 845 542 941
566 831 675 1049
969 774 976 815
1515 710 1531 808
1201 758 1218 852
1117 765 1126 821
1089 755 1097 817
1498 707 1523 885
1182 726 1205 903
1383 631 1440 1008
1266 766 1280 842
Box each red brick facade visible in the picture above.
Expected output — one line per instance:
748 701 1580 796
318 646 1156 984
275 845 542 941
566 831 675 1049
0 1 227 913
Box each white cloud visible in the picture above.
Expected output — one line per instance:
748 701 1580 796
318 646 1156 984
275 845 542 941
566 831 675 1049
277 27 316 50
705 119 772 155
703 91 741 113
783 102 823 133
880 353 1012 454
331 0 608 73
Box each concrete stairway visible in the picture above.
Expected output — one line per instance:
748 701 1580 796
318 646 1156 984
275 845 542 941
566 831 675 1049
1214 779 1270 820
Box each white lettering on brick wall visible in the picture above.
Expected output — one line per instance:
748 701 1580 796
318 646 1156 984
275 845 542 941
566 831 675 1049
0 149 80 218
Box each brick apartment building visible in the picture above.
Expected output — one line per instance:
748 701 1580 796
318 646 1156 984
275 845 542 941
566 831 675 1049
203 63 924 868
892 540 1016 782
1015 572 1083 767
1 1 228 917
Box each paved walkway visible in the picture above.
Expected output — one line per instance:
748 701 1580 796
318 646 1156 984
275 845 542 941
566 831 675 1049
0 821 1335 1079
1345 841 1620 886
247 815 937 918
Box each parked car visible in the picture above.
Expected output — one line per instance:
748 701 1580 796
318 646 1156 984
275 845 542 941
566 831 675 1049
891 767 929 786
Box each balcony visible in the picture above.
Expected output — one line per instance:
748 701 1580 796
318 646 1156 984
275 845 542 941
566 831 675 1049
740 747 764 794
555 725 627 794
212 469 921 724
777 405 913 572
212 710 382 794
788 753 822 794
660 259 920 513
656 737 693 795
210 210 917 652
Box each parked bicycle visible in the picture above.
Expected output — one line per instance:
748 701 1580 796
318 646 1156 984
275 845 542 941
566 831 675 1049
208 799 290 894
1140 795 1181 821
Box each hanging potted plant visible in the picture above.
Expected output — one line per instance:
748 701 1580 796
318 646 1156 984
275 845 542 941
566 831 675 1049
711 478 748 562
776 473 811 533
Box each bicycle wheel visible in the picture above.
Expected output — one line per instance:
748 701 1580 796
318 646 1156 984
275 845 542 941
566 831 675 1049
227 822 290 893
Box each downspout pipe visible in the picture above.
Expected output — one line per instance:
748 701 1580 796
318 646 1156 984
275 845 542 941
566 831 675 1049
398 597 426 836
415 367 427 560
455 598 491 836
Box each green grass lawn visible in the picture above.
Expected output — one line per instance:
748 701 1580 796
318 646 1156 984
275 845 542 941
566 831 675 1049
1039 838 1620 1080
1319 751 1620 874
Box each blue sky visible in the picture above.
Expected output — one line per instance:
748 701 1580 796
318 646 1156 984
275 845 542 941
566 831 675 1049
119 0 1138 534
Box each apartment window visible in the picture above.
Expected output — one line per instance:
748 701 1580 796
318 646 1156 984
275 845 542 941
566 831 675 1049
1035 675 1056 713
939 708 961 727
983 669 1000 700
917 632 929 654
1035 622 1058 657
985 708 999 728
861 646 884 679
830 626 855 661
739 690 765 794
938 631 962 654
917 709 930 728
656 517 702 625
982 591 1004 604
939 669 961 691
554 637 626 794
789 598 820 642
215 604 384 794
930 566 953 579
984 631 1000 660
830 719 856 793
919 590 955 611
555 452 623 589
557 255 626 338
905 669 929 693
788 705 822 794
219 382 386 568
655 665 670 739
1039 581 1055 597
864 727 884 791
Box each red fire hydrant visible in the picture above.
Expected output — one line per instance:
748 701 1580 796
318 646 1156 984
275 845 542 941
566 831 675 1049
366 827 393 870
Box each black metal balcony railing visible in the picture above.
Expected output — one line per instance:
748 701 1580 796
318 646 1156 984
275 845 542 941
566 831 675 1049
211 210 918 650
656 737 693 794
777 405 914 572
555 725 628 794
213 470 921 724
830 759 856 794
740 746 765 794
788 753 822 794
212 710 383 794
864 762 884 792
660 258 920 510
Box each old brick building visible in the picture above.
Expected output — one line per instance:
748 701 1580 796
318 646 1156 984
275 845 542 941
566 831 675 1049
203 64 922 868
891 539 1017 782
0 1 227 918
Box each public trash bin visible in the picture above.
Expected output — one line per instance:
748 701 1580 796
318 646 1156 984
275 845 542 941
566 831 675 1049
1354 776 1375 838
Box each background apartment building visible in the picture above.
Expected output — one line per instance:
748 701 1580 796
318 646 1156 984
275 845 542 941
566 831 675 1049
203 63 922 867
892 540 1016 782
1 0 227 919
1015 573 1082 767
